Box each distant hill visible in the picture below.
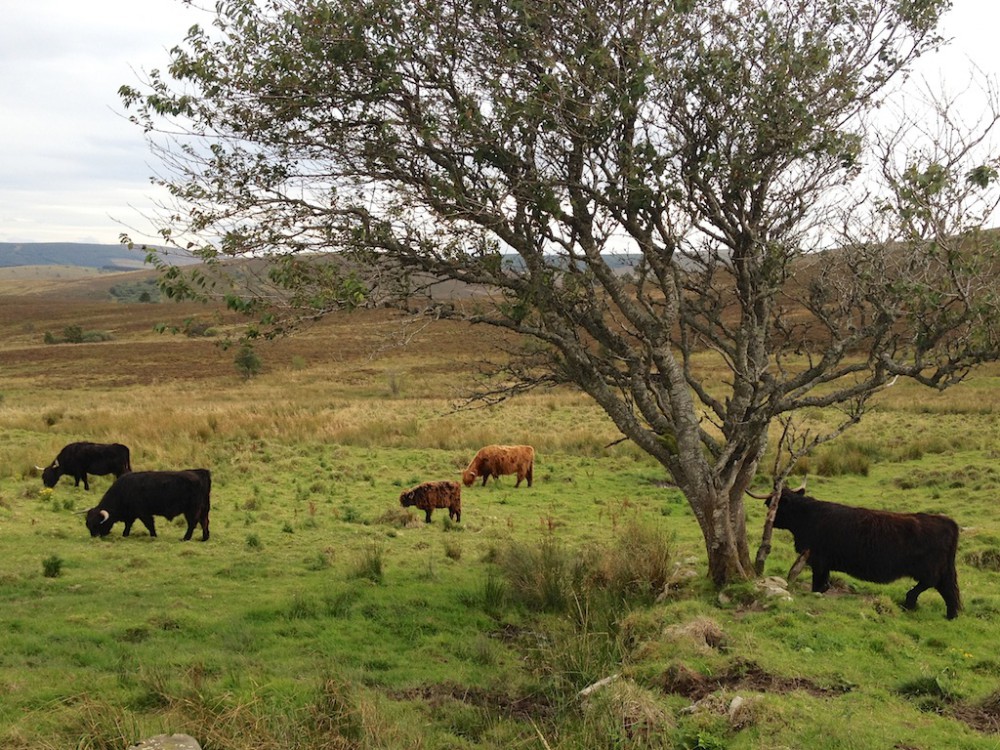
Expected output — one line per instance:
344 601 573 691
0 242 198 271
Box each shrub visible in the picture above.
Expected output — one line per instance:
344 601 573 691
234 344 263 380
42 555 64 578
965 548 1000 572
813 441 873 476
497 521 673 615
497 535 574 612
63 324 84 343
583 518 673 603
352 542 384 584
480 572 507 616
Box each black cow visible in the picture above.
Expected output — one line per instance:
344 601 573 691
40 441 131 490
85 469 211 541
766 487 961 619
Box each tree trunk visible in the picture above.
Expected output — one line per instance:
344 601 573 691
698 487 755 586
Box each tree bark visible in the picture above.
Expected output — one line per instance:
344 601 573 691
696 487 755 585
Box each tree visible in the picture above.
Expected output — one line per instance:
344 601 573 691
234 343 263 380
120 0 1000 584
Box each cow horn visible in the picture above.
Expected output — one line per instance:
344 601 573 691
99 510 110 523
35 465 44 471
745 487 772 500
52 460 59 468
792 476 807 493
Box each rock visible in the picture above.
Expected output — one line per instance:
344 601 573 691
128 735 202 750
757 576 793 601
728 695 745 718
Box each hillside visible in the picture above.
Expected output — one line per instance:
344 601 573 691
0 242 197 271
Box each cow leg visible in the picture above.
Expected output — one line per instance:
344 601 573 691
481 475 488 487
936 568 961 620
904 581 932 611
515 474 522 488
122 518 134 536
424 509 433 523
82 474 89 491
810 560 831 593
527 464 533 487
935 582 961 620
183 514 196 541
199 511 210 542
140 516 157 537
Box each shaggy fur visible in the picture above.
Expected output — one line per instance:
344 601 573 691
462 444 534 488
85 469 212 541
41 441 131 491
399 480 462 523
768 487 961 619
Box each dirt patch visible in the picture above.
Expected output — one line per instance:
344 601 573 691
658 658 852 701
953 693 1000 734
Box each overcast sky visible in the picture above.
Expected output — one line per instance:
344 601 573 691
1 0 999 245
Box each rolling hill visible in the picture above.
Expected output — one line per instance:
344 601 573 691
0 242 197 271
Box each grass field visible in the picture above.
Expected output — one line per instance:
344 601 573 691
2 291 1000 749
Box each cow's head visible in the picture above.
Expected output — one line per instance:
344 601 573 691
40 461 60 488
84 508 113 537
461 470 477 487
399 490 416 508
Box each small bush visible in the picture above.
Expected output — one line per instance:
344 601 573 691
42 555 64 578
234 344 263 380
63 324 84 343
497 535 573 612
42 326 113 344
377 506 415 527
481 572 507 616
311 677 364 743
814 442 872 476
583 518 673 603
305 551 332 571
580 679 674 749
965 548 1000 572
352 543 385 584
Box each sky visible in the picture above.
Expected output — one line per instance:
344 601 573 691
1 0 999 246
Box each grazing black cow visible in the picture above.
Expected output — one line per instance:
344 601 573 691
85 469 211 541
40 441 131 490
765 487 961 619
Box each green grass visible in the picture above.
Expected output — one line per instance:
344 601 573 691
3 304 1000 747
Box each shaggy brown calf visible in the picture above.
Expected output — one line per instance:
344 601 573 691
462 444 534 488
399 480 462 523
766 487 961 619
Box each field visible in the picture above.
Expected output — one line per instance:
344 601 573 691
2 288 1000 749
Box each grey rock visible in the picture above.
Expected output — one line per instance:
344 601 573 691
128 734 202 750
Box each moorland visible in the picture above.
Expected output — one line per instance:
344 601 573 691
2 264 1000 749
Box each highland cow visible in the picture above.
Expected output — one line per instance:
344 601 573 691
764 487 961 619
85 469 212 541
399 480 462 523
39 441 131 490
462 444 534 488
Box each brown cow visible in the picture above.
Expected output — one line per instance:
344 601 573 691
399 480 462 523
462 444 534 488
